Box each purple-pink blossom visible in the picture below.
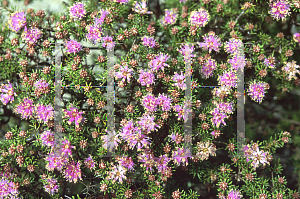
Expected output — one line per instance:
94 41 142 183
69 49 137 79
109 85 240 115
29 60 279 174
159 9 178 26
129 129 151 151
247 80 268 104
149 53 170 73
101 129 121 151
84 155 96 171
282 60 300 81
173 104 191 122
137 113 159 133
45 149 69 172
65 39 82 54
177 44 195 62
21 26 43 45
218 70 238 88
141 93 159 113
142 36 156 48
40 130 55 148
63 105 85 127
173 71 186 90
269 0 291 21
106 165 127 184
86 25 102 45
172 147 192 166
224 38 243 55
44 177 59 196
137 150 156 173
61 138 75 157
293 32 300 43
227 189 242 199
35 104 54 124
115 64 134 83
13 97 35 120
117 155 135 171
132 1 153 15
94 9 110 27
7 10 27 33
189 8 210 28
0 178 19 198
155 154 170 173
263 57 276 69
157 93 172 112
63 160 82 183
138 70 156 87
198 32 222 53
200 58 217 79
228 54 246 71
101 35 115 50
34 79 49 90
69 2 86 20
0 80 17 105
210 107 228 128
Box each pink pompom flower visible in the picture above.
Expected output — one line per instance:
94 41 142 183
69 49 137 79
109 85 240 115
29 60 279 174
115 64 134 83
86 25 102 45
13 97 35 120
269 0 291 21
0 80 17 105
138 70 156 87
44 177 59 196
6 10 27 33
35 104 54 124
84 155 96 171
198 32 222 53
40 130 55 148
63 161 82 183
65 39 82 54
132 1 153 15
21 26 43 45
69 2 86 21
62 104 85 127
141 93 159 113
189 8 210 28
247 80 268 104
159 9 178 26
0 178 19 198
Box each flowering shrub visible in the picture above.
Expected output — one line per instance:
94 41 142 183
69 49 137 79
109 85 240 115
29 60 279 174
0 0 299 198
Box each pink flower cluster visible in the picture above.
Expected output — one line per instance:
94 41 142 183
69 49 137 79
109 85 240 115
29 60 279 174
200 58 217 79
132 1 153 15
159 9 178 26
149 53 170 73
138 70 156 87
247 80 268 104
65 39 82 54
269 0 291 21
0 178 19 198
44 178 59 196
198 32 222 53
228 54 246 71
172 71 186 90
189 8 210 28
224 38 244 55
142 36 156 48
218 70 238 88
69 2 86 20
21 26 43 45
115 64 134 83
6 11 27 33
210 101 233 128
0 80 17 105
62 104 85 127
